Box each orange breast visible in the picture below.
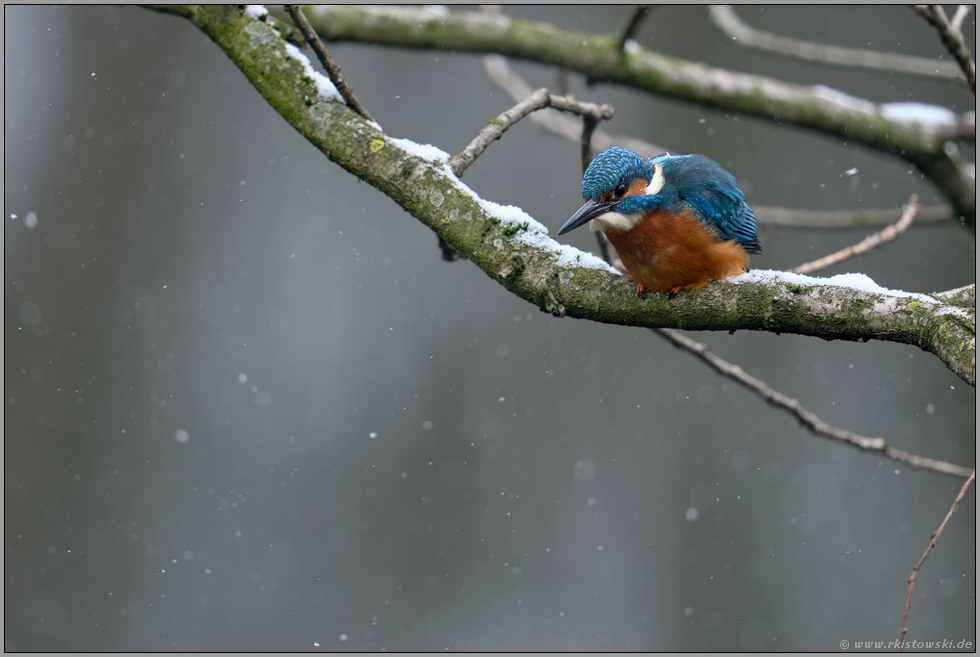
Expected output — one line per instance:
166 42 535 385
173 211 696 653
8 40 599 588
602 208 750 294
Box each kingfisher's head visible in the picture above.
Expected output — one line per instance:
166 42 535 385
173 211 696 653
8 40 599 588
558 147 658 235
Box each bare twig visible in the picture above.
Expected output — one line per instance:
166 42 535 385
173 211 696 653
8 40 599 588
482 54 666 158
949 4 971 32
753 203 951 227
899 470 976 650
655 328 974 478
911 5 976 93
556 67 570 96
450 88 614 176
580 115 598 171
283 5 375 121
578 115 616 265
791 194 920 275
617 5 654 52
710 5 963 80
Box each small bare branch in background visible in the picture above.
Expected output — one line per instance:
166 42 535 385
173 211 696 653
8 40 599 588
617 5 655 52
791 194 919 275
710 5 963 80
655 328 973 478
949 4 971 31
911 4 976 92
899 470 976 650
450 88 614 177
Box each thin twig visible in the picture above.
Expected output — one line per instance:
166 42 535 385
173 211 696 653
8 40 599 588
617 5 654 52
580 115 598 171
655 328 974 478
899 470 976 650
450 88 614 177
753 203 951 227
911 5 976 93
949 4 971 32
283 5 375 121
710 5 963 80
482 54 666 158
579 115 616 265
556 67 570 96
791 194 920 275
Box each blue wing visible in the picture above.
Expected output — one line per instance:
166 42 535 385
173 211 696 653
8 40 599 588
654 154 761 253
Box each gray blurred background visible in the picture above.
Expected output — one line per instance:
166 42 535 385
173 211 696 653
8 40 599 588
4 5 975 651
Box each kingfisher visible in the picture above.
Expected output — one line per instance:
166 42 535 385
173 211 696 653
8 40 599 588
558 147 760 297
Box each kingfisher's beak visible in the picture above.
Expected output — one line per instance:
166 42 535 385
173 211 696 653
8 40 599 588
558 198 615 235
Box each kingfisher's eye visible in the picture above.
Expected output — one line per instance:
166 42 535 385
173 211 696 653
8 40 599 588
614 182 629 197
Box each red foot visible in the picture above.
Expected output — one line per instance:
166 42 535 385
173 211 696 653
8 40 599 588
636 283 647 296
667 285 683 299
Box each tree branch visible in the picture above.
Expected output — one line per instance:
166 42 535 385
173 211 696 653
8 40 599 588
899 470 976 649
617 5 654 53
791 194 919 275
288 5 976 222
449 88 614 177
911 5 976 93
148 5 977 387
752 203 952 227
282 5 374 122
709 5 964 81
482 54 667 159
949 4 972 32
656 328 973 477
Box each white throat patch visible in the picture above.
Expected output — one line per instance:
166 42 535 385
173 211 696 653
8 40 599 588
588 211 643 232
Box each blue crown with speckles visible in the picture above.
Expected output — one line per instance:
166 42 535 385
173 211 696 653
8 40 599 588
581 147 652 200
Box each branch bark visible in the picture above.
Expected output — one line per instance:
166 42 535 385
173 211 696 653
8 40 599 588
284 4 976 223
911 5 976 93
709 5 964 80
148 5 977 387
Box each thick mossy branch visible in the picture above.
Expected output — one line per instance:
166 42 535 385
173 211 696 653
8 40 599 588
281 5 976 222
149 6 976 386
